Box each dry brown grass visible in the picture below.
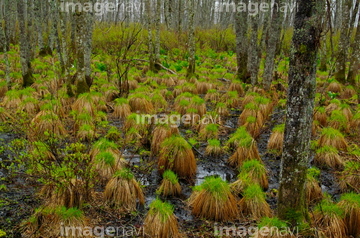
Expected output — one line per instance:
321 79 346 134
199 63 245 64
0 107 14 122
196 81 212 94
30 110 68 141
340 86 356 99
238 184 272 220
228 137 261 168
314 107 327 126
305 168 323 205
315 146 343 169
40 179 86 208
144 199 182 238
205 89 220 102
128 94 154 113
337 193 360 238
229 81 244 96
104 169 144 212
151 124 179 156
188 176 238 221
312 200 346 238
156 170 182 197
267 126 284 154
205 139 223 157
339 161 360 193
158 136 197 178
113 98 132 119
76 124 98 142
327 82 342 93
71 93 97 116
318 127 348 151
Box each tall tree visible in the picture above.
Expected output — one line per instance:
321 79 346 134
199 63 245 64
74 0 90 95
186 0 196 78
278 0 322 225
262 0 284 90
17 0 35 87
234 0 249 83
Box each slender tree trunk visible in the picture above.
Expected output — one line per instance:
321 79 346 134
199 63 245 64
74 0 90 95
248 7 261 86
84 1 95 87
234 0 249 83
186 0 196 78
17 0 35 88
263 0 283 90
278 0 322 225
334 0 351 83
347 15 360 86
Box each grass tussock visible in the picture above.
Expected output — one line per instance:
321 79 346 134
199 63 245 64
305 167 323 205
318 127 347 151
205 139 223 157
189 176 238 221
267 124 285 154
113 98 131 119
158 135 197 178
337 193 360 237
238 160 268 190
104 168 144 212
238 184 272 220
156 170 182 197
144 199 181 238
339 161 360 192
315 145 343 169
312 199 346 238
228 136 261 168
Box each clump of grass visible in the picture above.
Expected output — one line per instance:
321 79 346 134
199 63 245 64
238 184 272 220
337 193 360 237
315 145 343 169
199 123 219 140
113 98 131 119
104 168 144 212
128 93 154 113
228 136 261 168
189 176 238 221
339 161 360 192
205 139 223 157
90 138 126 181
239 159 268 190
314 106 327 126
328 110 349 132
151 123 179 155
312 199 346 238
305 167 323 204
156 170 182 197
144 199 181 238
318 127 347 151
158 135 196 178
267 124 285 154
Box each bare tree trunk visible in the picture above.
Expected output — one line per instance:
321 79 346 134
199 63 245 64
74 0 90 95
334 0 351 83
263 0 284 90
34 0 45 55
278 0 322 225
234 0 249 83
347 15 360 86
84 1 95 87
17 0 34 88
248 7 261 86
186 0 196 78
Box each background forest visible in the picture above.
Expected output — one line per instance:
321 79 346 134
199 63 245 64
0 0 360 237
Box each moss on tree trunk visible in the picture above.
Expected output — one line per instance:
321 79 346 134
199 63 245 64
277 0 322 226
